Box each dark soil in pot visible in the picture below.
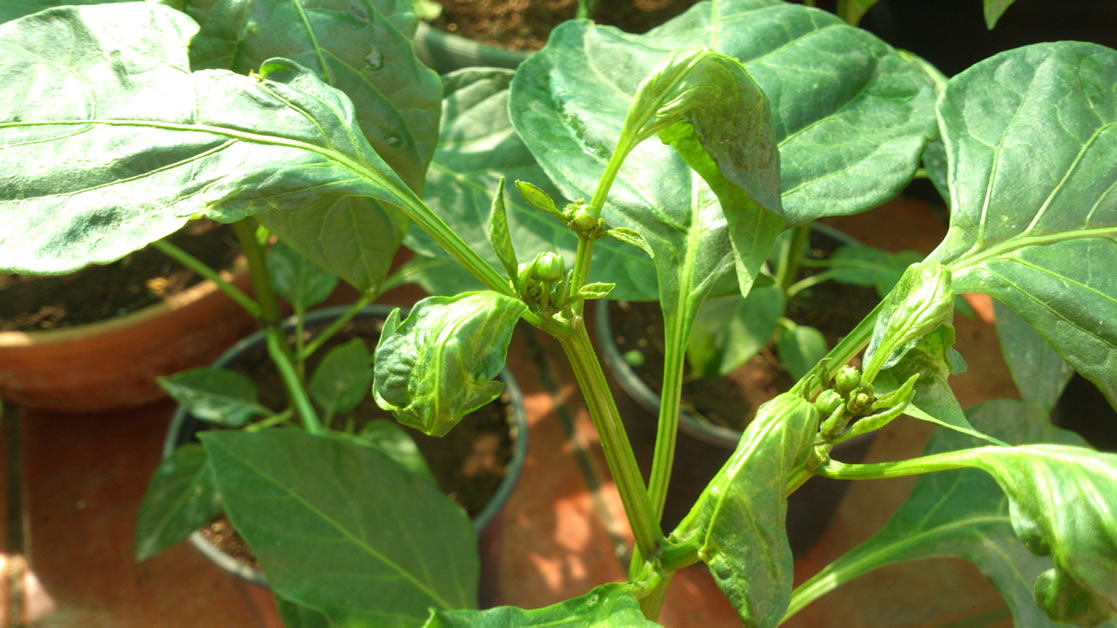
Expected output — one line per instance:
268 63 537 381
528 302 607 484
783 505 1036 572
172 307 521 574
430 0 704 51
0 220 239 331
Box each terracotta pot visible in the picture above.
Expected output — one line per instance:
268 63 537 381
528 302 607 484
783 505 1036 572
0 265 255 413
163 305 530 590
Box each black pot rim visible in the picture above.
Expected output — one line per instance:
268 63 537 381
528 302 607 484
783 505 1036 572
162 304 529 586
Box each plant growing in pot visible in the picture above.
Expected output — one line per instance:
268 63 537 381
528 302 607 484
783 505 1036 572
2 2 1116 627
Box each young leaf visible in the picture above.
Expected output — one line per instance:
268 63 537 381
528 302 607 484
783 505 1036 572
373 292 527 436
134 444 223 561
862 262 955 381
308 338 374 421
688 287 784 378
406 68 659 300
423 582 660 627
776 324 828 381
984 0 1016 29
993 301 1075 412
926 42 1117 407
200 429 479 624
487 178 520 283
789 400 1091 627
266 241 339 312
0 3 422 277
671 393 820 626
157 368 269 427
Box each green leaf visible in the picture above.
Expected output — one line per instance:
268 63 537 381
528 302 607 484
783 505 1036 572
994 300 1075 411
407 68 659 301
274 593 332 628
373 292 527 436
486 178 519 284
356 420 435 484
862 262 955 381
308 338 374 421
157 367 269 427
792 400 1092 627
423 582 661 627
927 42 1117 408
824 245 924 298
135 444 223 561
0 4 422 277
688 286 785 379
0 0 118 23
776 324 827 381
984 0 1015 29
200 429 479 624
395 253 486 296
875 327 1005 446
672 393 820 626
266 240 339 311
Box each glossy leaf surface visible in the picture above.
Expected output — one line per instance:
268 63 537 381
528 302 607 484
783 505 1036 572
134 444 222 561
927 42 1117 407
266 241 338 311
201 429 479 624
862 262 954 379
0 4 419 276
373 292 526 436
407 68 658 300
423 582 660 627
309 338 374 420
672 393 820 626
157 367 268 427
792 400 1089 627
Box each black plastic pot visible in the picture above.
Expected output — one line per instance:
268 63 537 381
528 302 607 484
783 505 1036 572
593 299 873 554
163 305 529 586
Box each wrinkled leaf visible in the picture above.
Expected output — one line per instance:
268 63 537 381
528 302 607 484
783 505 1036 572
423 582 660 627
373 292 526 436
267 240 339 311
688 286 784 378
201 429 479 624
157 367 268 427
135 444 223 561
792 400 1091 627
994 300 1074 411
407 68 658 300
308 338 374 421
775 324 827 381
863 262 955 380
927 42 1117 408
0 4 423 278
672 393 820 626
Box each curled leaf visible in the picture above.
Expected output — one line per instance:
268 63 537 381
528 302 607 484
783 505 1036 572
863 262 955 381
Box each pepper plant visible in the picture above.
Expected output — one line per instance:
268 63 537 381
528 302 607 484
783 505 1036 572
1 1 1115 626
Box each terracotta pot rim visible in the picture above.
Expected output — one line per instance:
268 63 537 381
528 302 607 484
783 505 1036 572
165 304 530 586
0 260 248 347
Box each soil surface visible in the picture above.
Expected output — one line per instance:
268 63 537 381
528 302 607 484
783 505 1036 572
0 220 240 332
192 312 517 569
609 232 878 433
430 0 704 50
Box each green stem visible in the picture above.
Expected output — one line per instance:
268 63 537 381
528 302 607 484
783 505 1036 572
775 223 811 294
232 219 282 326
790 300 884 397
299 294 373 361
151 239 261 318
648 307 686 520
246 409 295 432
569 236 596 307
817 449 985 482
558 321 662 559
786 270 838 300
266 327 323 435
587 135 638 219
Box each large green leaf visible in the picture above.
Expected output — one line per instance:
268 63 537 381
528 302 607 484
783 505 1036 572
0 3 428 277
407 68 659 300
671 393 820 626
157 367 269 427
927 42 1117 407
423 582 661 627
266 240 339 311
373 292 526 437
201 429 479 625
994 300 1074 411
789 400 1089 627
134 444 223 561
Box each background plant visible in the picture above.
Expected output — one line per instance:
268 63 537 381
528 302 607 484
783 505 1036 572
0 1 1114 626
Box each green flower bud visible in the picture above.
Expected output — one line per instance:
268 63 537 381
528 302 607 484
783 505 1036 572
846 385 876 415
814 389 844 417
834 365 861 398
533 252 564 281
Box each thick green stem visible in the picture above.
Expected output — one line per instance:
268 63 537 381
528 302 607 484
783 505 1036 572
232 219 282 327
558 321 662 559
569 236 596 307
151 239 261 318
266 327 323 435
648 308 686 520
299 294 373 361
587 136 638 219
